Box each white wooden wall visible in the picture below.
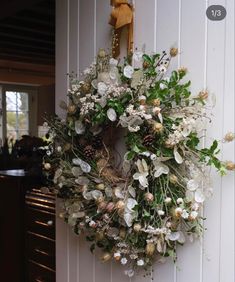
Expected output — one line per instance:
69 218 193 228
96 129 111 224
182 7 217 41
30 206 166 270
55 1 234 281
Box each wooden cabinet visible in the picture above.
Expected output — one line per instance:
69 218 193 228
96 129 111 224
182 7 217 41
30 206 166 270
0 170 55 282
25 188 56 282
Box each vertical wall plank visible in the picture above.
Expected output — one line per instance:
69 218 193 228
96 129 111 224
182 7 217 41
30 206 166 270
55 0 69 116
96 0 111 53
202 0 226 282
68 1 80 281
155 0 180 72
55 1 69 282
219 1 235 282
56 200 69 282
176 1 207 282
133 0 156 53
79 0 95 73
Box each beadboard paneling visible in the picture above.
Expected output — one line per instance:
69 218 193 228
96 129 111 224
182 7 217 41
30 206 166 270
56 1 234 282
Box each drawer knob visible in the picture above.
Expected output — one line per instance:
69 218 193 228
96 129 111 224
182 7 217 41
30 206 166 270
47 220 53 226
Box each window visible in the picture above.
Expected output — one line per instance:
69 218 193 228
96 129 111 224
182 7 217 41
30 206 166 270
6 91 29 140
0 86 37 143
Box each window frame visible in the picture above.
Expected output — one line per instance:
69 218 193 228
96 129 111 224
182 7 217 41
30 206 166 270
1 84 38 141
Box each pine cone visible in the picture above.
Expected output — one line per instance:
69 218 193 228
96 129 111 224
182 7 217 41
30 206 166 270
83 145 95 159
143 134 154 147
92 136 103 149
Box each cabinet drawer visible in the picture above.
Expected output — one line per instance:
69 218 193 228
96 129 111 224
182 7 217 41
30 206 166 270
26 207 55 239
26 231 55 270
28 259 55 282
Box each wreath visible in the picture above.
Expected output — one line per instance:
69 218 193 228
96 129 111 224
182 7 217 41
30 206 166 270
43 48 234 277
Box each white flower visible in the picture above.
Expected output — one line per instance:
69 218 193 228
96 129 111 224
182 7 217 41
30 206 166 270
150 154 157 161
157 65 167 73
97 82 107 95
107 108 117 121
109 58 118 66
75 120 85 134
159 82 167 89
190 211 198 219
153 159 169 178
174 147 183 164
133 159 149 187
195 189 205 203
165 197 172 204
72 158 91 173
137 259 145 266
124 65 134 78
166 231 180 241
158 210 165 216
121 257 128 265
177 198 184 204
124 198 138 227
119 115 143 132
192 203 200 211
124 269 134 277
133 51 143 62
57 146 62 153
187 179 199 191
181 209 189 219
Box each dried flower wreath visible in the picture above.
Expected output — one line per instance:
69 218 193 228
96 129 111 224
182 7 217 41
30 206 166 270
43 48 234 277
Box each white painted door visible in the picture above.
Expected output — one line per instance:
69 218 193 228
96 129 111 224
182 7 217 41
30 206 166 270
55 1 234 281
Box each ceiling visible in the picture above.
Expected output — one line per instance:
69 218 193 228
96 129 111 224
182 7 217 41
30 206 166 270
0 0 55 65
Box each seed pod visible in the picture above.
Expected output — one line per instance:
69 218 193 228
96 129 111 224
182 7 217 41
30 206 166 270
169 174 178 184
170 47 178 57
146 243 155 256
144 192 154 203
224 132 235 142
226 161 235 171
152 122 163 133
119 228 126 239
96 183 105 190
67 104 76 114
101 252 112 262
115 200 125 211
133 223 142 232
